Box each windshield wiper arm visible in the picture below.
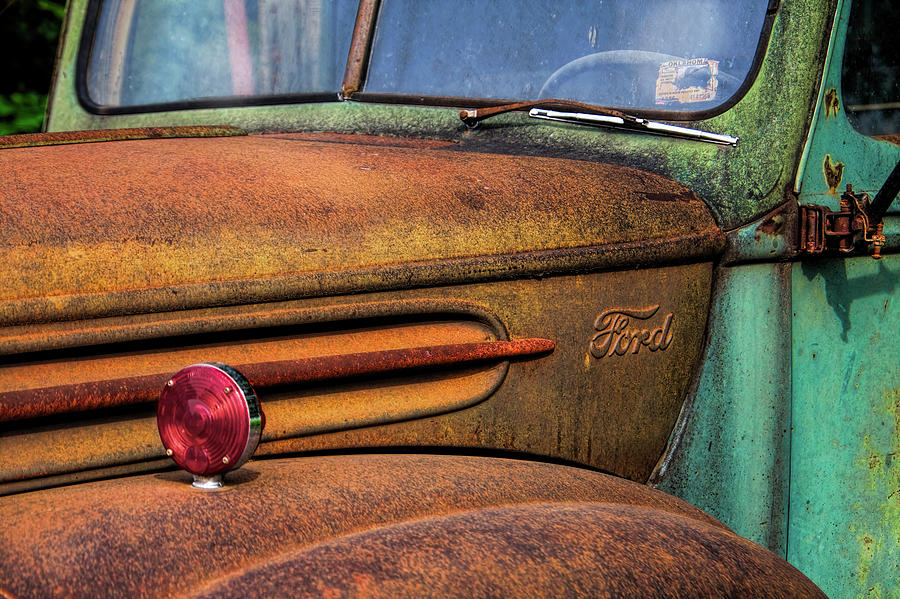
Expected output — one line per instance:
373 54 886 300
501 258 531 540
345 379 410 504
459 99 628 127
529 108 738 146
458 99 738 146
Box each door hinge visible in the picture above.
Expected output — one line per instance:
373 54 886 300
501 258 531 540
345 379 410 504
799 185 885 258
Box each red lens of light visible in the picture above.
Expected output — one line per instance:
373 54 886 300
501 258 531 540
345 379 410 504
157 363 263 477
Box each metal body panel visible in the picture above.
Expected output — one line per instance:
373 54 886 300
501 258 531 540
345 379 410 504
0 133 721 326
786 1 900 595
45 0 836 231
652 262 793 556
0 454 825 598
790 255 900 598
1 262 713 492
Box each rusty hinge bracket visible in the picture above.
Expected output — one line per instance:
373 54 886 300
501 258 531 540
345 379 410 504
799 185 886 259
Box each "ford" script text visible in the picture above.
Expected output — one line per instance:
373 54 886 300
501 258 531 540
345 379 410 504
589 305 674 359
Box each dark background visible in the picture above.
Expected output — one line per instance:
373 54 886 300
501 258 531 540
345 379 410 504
1 0 65 135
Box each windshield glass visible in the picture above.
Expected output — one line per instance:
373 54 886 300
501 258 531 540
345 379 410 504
841 0 900 136
84 0 771 114
86 0 357 108
365 0 770 112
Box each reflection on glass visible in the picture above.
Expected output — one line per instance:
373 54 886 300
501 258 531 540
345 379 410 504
366 0 769 112
87 0 357 107
842 0 900 135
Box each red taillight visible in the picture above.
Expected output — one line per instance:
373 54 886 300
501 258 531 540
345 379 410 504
158 363 264 487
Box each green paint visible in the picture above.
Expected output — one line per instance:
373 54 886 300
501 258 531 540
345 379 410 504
794 1 900 209
653 262 792 556
791 256 900 599
788 1 900 594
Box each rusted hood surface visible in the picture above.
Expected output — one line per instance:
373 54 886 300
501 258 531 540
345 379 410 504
0 454 824 598
0 133 722 323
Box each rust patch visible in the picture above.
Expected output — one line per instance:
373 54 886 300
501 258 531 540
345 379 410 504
0 455 824 598
1 263 713 488
341 0 380 96
0 135 722 326
874 134 900 146
263 131 457 149
197 504 827 598
757 212 786 236
824 88 840 119
0 339 553 422
0 125 244 150
824 153 844 194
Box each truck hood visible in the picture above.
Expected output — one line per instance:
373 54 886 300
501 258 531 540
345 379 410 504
0 132 722 325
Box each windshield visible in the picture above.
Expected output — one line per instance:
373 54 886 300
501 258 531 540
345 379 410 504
86 0 358 107
366 0 769 112
84 0 771 114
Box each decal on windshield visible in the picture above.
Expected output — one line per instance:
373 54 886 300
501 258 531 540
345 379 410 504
655 58 719 105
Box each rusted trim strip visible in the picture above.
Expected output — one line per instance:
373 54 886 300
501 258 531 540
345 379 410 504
0 126 245 150
0 338 554 422
0 299 508 357
341 0 381 98
0 230 725 328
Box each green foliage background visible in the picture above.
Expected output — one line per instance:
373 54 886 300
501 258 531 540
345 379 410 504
0 0 65 135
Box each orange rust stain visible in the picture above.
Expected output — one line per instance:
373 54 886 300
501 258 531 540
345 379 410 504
0 125 244 150
0 456 825 598
824 153 844 195
0 134 718 308
824 88 840 119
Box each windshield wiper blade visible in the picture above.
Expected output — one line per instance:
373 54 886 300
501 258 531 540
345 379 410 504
458 99 738 146
529 108 739 146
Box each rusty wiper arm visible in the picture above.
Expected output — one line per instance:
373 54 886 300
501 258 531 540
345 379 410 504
459 99 628 127
529 108 739 146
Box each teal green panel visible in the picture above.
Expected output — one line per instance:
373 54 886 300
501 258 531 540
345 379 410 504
653 263 791 555
795 0 900 207
790 254 900 598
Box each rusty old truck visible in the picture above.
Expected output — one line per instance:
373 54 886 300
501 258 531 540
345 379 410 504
0 0 897 597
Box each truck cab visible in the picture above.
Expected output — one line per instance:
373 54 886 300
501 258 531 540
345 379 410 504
0 1 896 596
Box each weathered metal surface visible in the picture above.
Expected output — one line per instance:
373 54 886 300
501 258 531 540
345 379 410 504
265 131 457 149
195 505 826 598
0 297 502 357
0 134 722 327
241 338 552 387
0 454 824 598
0 125 244 149
340 0 380 97
0 231 723 330
45 0 836 232
652 262 793 556
1 264 712 490
0 338 553 422
787 1 900 595
793 3 900 212
790 255 900 598
251 264 713 483
722 200 797 264
0 316 499 393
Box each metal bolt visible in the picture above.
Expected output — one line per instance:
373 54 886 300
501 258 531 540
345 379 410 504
222 456 230 464
166 448 173 457
223 386 232 394
166 379 174 387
